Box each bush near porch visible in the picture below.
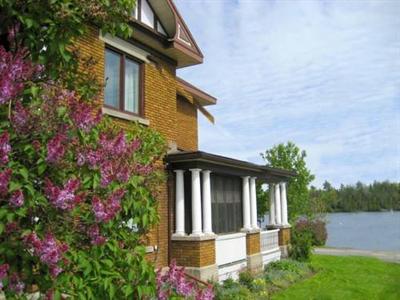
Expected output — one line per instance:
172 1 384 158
213 259 314 300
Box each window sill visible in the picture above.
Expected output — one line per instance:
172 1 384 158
102 107 150 126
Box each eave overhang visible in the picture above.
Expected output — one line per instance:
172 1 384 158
166 151 297 183
177 77 217 106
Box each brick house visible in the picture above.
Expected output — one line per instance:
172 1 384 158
78 0 294 281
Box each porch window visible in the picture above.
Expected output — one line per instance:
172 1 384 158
211 174 243 234
104 47 142 115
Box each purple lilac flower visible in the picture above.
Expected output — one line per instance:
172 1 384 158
24 232 68 278
0 132 11 165
9 189 24 207
100 161 114 187
92 189 125 223
0 169 12 195
44 178 81 210
88 224 106 246
8 273 24 294
0 33 42 104
0 263 8 291
0 264 9 280
46 133 66 163
69 100 102 132
11 101 30 133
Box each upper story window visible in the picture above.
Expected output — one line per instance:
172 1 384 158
104 47 142 116
132 0 167 36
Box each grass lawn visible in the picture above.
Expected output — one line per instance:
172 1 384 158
272 255 400 300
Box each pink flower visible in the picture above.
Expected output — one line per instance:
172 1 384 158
5 222 18 234
0 169 12 195
0 264 9 279
8 273 24 294
92 189 125 223
88 225 106 246
69 100 102 132
24 232 68 278
134 163 153 176
0 132 11 165
0 43 42 104
46 133 66 163
9 189 24 207
100 161 114 187
11 101 30 133
49 265 63 278
45 178 81 210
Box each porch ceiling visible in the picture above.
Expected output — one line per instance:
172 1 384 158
165 151 296 182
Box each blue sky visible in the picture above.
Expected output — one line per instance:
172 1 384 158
175 0 400 188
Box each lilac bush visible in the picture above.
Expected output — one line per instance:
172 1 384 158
0 27 166 298
157 260 214 300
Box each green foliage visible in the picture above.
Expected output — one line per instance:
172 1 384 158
238 270 254 290
0 0 136 81
260 142 315 222
214 279 253 300
289 227 313 261
256 183 268 219
215 260 314 299
310 180 400 212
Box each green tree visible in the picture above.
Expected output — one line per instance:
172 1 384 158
260 142 315 222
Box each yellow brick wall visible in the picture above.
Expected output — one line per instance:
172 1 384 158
278 227 291 246
246 232 261 255
176 97 198 151
171 240 216 267
74 28 199 268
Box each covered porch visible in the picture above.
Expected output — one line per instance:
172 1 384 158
166 151 295 281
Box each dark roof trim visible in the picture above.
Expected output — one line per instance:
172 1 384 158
177 77 217 106
166 151 296 182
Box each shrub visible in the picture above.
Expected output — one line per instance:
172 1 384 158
238 270 254 290
267 259 312 276
214 283 252 300
310 219 328 246
289 226 313 261
295 218 327 246
0 28 167 298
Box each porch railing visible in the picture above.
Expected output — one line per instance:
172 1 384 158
260 229 280 253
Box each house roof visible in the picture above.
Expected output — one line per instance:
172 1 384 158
130 0 204 68
177 77 217 107
166 151 297 183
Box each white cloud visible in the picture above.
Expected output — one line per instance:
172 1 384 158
176 0 400 187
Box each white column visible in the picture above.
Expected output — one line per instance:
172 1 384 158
275 183 282 225
242 176 251 231
190 169 203 236
174 170 185 236
280 182 289 225
269 184 276 226
202 170 213 235
250 177 258 229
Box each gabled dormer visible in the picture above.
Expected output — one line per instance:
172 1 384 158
129 0 203 68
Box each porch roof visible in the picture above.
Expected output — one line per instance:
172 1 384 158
165 151 296 182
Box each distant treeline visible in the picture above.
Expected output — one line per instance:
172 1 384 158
310 181 400 212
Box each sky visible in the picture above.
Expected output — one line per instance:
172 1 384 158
175 0 400 188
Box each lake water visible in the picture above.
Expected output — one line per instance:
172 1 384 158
326 211 400 251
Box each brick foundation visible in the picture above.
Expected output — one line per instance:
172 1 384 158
170 236 217 281
246 231 263 274
278 226 291 258
171 238 215 267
